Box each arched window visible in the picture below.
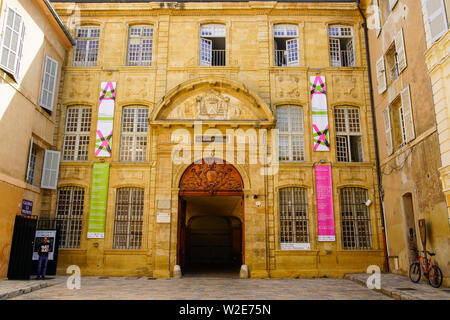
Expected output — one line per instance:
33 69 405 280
127 25 153 66
328 25 355 67
334 106 363 162
113 187 144 249
340 187 372 250
273 24 299 66
55 186 85 248
62 106 92 161
277 105 304 162
279 187 309 249
120 106 148 162
73 26 99 67
200 24 226 66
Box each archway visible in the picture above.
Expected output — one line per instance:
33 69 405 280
177 158 244 276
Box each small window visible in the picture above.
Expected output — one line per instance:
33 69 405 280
329 25 355 67
273 24 299 66
334 107 363 162
127 25 153 66
390 96 409 149
0 6 25 78
120 106 148 162
55 186 85 248
26 140 38 186
62 106 92 161
340 187 372 250
73 27 100 67
277 106 305 162
200 24 226 66
279 187 309 245
113 187 144 249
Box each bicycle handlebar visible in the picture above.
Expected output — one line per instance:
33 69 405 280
410 248 436 256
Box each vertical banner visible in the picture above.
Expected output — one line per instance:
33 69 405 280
95 81 116 157
310 76 330 151
87 163 110 238
315 165 336 241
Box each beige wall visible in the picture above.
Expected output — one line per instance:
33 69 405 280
366 0 449 286
0 0 70 278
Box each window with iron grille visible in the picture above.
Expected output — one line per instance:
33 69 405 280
55 186 85 248
127 25 153 66
120 106 148 162
62 106 92 161
329 25 355 67
277 106 304 162
73 27 99 67
200 24 226 66
273 24 299 66
279 187 309 244
340 187 372 250
113 188 144 249
334 107 363 162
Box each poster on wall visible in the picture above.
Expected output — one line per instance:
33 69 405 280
32 230 56 261
87 163 110 238
315 165 336 241
280 243 311 251
310 76 330 152
95 81 116 158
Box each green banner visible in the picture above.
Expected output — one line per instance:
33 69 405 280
87 163 110 238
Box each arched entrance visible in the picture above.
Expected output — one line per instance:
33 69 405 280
177 158 244 276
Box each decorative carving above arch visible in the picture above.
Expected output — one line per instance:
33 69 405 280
179 158 243 196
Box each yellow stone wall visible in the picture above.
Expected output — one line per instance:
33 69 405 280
0 0 71 279
50 1 385 278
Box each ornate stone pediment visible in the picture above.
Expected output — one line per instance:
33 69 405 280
179 158 243 195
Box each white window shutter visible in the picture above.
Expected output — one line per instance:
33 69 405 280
389 0 399 11
376 56 387 94
40 56 58 112
25 137 34 183
382 106 394 156
425 0 449 43
374 0 381 37
15 21 25 79
401 85 415 142
395 28 407 73
0 7 24 77
346 38 355 66
41 150 61 189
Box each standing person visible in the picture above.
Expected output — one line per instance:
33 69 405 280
36 237 52 280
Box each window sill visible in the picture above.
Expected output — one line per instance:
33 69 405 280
275 250 319 256
25 183 41 193
103 249 148 255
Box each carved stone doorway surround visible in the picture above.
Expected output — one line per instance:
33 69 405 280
177 158 245 271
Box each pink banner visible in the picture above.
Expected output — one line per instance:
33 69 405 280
315 165 336 241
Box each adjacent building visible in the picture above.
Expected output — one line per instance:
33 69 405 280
43 0 386 278
363 0 449 286
0 0 73 278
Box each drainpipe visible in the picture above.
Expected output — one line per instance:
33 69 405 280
356 0 390 272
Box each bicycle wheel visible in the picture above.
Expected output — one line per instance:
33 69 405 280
409 262 421 283
428 265 443 288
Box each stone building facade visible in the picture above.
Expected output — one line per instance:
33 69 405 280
46 0 386 278
363 0 449 286
0 0 73 279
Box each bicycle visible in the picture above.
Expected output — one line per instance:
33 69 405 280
409 249 443 288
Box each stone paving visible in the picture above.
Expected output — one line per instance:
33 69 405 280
0 277 59 299
9 276 393 300
345 273 450 300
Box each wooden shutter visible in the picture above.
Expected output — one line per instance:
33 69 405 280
25 137 34 183
401 85 415 142
425 0 449 42
382 106 394 156
0 7 24 77
374 0 381 37
41 150 61 189
395 28 407 73
376 56 387 94
389 0 399 11
40 56 58 112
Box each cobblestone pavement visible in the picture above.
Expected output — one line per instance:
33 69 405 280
345 273 450 300
10 276 393 300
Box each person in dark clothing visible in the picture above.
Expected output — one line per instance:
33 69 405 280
36 237 52 280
